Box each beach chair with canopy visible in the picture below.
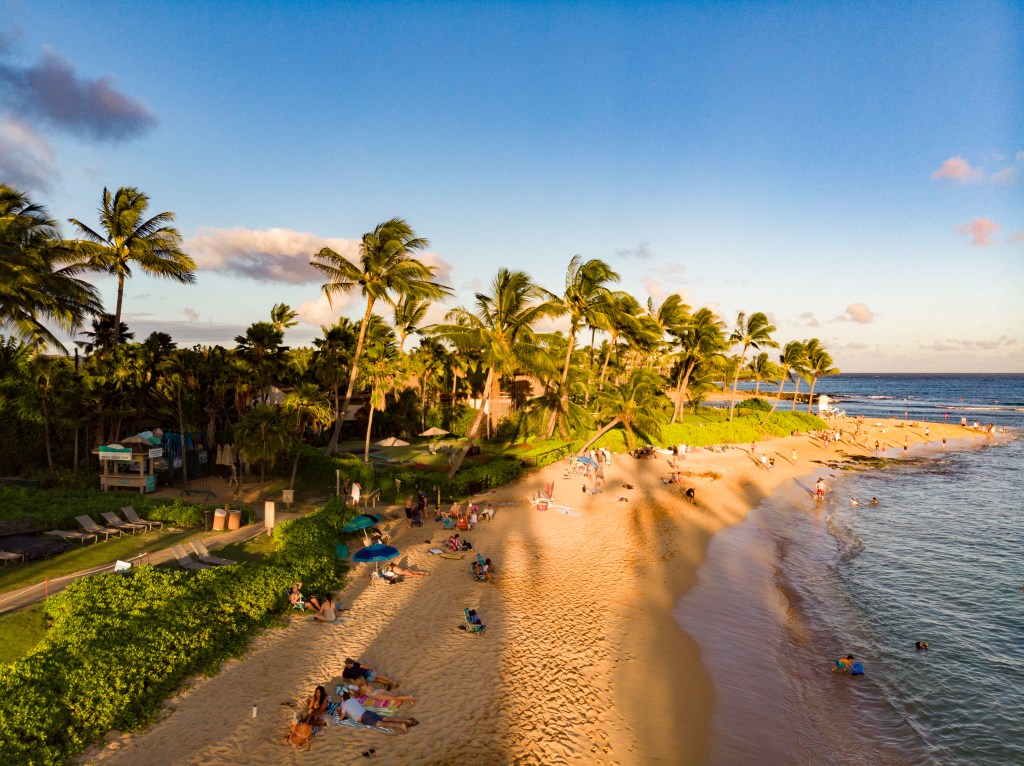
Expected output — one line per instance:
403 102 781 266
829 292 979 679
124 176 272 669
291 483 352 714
170 543 212 571
75 515 122 541
190 539 235 566
101 511 149 535
43 529 97 546
122 506 163 531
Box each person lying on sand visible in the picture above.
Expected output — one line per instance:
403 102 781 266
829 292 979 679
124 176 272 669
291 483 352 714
340 691 418 732
343 677 416 706
385 564 428 578
343 659 397 690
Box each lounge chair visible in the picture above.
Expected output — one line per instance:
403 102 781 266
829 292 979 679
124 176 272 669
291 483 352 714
122 506 163 531
75 515 122 541
190 539 235 566
0 550 25 566
170 543 212 571
101 511 149 535
464 608 485 634
44 529 97 546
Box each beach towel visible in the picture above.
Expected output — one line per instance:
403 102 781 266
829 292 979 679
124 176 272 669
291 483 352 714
356 696 402 717
332 716 394 733
440 552 465 560
427 547 444 555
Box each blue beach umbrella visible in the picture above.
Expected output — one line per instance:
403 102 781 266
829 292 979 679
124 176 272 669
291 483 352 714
577 456 598 467
342 513 383 533
352 543 400 573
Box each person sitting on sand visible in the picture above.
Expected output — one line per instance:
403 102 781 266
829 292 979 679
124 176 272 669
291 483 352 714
467 608 483 627
313 593 338 623
344 677 416 707
305 685 332 726
832 655 855 673
386 564 428 578
449 533 471 551
339 691 417 732
468 506 478 527
482 503 495 521
342 658 397 690
290 582 316 611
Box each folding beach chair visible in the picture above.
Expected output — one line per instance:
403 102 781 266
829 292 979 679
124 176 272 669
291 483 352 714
75 515 122 541
122 506 163 531
170 543 212 571
464 608 485 634
101 511 149 535
470 553 487 582
190 539 236 566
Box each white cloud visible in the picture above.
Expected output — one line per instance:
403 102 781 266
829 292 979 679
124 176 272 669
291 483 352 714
0 115 56 190
295 293 353 327
799 311 820 327
182 307 199 321
616 241 652 259
958 217 999 246
991 167 1017 185
830 303 875 324
930 156 982 184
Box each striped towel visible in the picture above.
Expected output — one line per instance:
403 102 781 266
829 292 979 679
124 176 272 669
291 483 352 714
332 716 394 733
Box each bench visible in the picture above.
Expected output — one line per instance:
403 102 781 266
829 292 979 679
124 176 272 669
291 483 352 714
180 482 215 501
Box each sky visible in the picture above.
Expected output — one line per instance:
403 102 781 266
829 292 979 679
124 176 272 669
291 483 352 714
1 0 1022 372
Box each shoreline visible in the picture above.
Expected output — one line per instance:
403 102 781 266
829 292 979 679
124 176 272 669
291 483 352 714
83 419 999 765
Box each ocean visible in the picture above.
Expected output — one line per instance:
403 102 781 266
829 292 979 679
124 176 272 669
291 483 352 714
677 374 1024 765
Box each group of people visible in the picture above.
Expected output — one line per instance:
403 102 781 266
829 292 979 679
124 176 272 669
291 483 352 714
288 582 338 623
404 493 428 527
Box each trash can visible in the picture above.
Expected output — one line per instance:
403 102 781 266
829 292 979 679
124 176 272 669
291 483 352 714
227 509 241 530
212 509 227 531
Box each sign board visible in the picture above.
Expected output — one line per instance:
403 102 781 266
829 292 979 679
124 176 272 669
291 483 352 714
148 447 164 458
98 448 132 462
264 501 276 531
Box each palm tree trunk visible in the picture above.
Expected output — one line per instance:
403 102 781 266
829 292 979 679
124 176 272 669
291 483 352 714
598 338 615 390
671 362 696 425
807 377 818 415
762 373 788 424
447 367 494 478
259 462 266 500
73 423 80 471
289 415 305 490
42 398 53 472
363 403 376 463
334 298 375 453
113 274 125 343
579 417 621 454
178 386 189 485
791 376 802 410
326 385 342 453
545 332 576 438
728 347 748 422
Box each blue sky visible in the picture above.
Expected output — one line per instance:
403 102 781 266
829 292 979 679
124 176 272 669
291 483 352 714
2 0 1021 371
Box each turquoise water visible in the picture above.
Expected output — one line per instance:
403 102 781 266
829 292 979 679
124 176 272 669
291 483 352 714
679 375 1024 765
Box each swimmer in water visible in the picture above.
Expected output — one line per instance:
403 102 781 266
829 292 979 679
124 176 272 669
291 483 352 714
850 499 858 506
871 497 878 505
915 641 929 651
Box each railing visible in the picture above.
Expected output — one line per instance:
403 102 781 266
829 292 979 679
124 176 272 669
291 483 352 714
363 489 381 508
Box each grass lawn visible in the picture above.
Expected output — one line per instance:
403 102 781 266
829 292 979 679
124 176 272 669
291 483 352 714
0 528 210 596
215 533 277 564
0 603 47 666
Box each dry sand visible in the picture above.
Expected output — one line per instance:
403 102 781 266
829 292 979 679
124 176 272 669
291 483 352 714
83 417 989 766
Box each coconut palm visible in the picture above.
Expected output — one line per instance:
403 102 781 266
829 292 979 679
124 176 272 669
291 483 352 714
358 341 399 463
0 184 101 351
311 218 451 451
75 313 135 355
282 382 332 488
392 295 431 352
746 352 779 395
581 369 670 452
312 318 358 452
431 268 558 477
763 340 808 422
726 311 777 421
270 303 299 333
594 291 641 389
70 187 194 337
543 255 620 437
159 348 199 485
234 404 289 499
803 339 840 414
668 307 727 423
234 321 287 402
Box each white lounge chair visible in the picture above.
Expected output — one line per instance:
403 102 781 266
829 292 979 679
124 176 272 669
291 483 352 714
190 539 235 566
75 515 122 541
122 506 163 531
170 543 212 571
101 512 149 535
44 529 97 546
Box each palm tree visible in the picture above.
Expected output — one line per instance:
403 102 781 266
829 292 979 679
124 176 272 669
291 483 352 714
0 184 101 351
312 318 358 453
668 307 726 424
746 352 779 395
359 342 399 462
159 348 199 485
234 321 286 401
594 291 641 389
392 295 430 352
270 303 298 333
283 382 332 489
70 187 195 337
763 340 808 422
75 313 134 355
726 311 777 421
581 369 670 452
431 268 558 477
234 404 289 499
543 255 619 437
311 218 451 451
803 339 840 414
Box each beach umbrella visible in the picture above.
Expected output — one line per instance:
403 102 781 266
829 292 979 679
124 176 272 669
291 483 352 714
376 437 409 447
577 456 598 467
352 543 399 573
342 513 383 533
419 426 449 437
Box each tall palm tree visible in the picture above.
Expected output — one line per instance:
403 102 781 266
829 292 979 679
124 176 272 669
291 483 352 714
75 313 134 355
761 342 806 423
283 382 332 489
270 303 299 333
727 311 777 421
668 307 726 424
789 341 812 411
581 369 670 452
392 295 431 352
594 291 641 389
234 404 289 499
312 318 358 453
544 255 619 437
359 342 399 463
159 348 199 485
431 268 558 477
234 321 286 402
803 339 840 414
311 218 451 452
70 187 194 337
0 184 101 351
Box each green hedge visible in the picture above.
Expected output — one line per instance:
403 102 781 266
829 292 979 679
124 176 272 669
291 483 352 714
387 459 523 501
0 499 356 765
0 488 238 532
294 445 377 490
589 411 827 451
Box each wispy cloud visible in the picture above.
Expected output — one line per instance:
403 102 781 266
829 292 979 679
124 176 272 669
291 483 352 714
0 47 157 140
923 335 1017 353
615 241 652 260
991 167 1017 185
931 156 982 184
798 311 820 327
830 303 875 324
958 217 999 246
0 116 55 190
182 307 199 322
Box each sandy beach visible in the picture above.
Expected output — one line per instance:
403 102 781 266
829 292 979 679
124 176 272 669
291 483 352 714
82 416 988 766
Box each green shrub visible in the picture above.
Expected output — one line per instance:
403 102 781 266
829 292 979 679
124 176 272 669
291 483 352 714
736 397 773 413
294 446 377 490
589 411 826 451
387 459 523 502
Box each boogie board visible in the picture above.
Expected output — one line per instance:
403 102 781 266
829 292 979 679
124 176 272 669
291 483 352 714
850 663 865 675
